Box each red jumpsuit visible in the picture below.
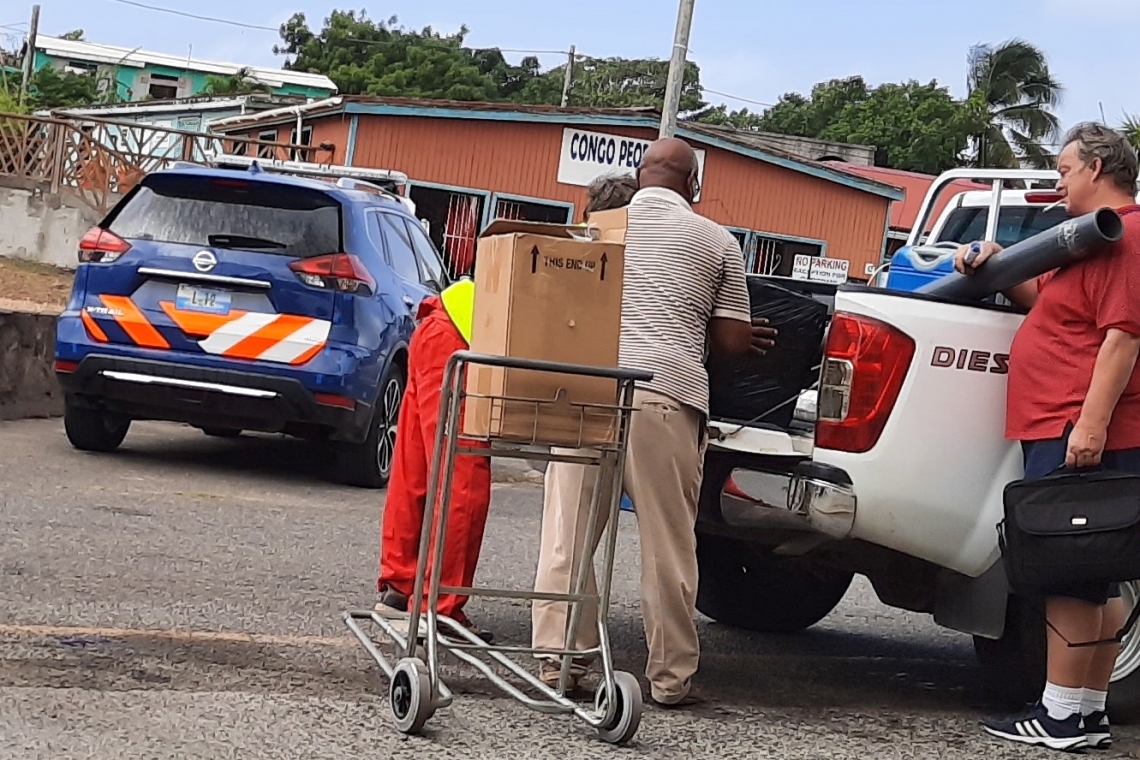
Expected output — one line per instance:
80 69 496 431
378 295 491 622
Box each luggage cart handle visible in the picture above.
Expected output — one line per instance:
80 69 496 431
449 350 653 383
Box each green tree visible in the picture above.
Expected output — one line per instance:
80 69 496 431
1122 114 1140 153
277 11 503 100
275 11 710 112
203 67 272 96
966 39 1062 168
59 29 86 41
688 105 765 130
28 67 103 109
728 76 981 174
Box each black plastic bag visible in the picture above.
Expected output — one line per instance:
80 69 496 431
707 278 829 428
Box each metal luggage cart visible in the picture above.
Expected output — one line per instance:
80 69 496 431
344 351 651 745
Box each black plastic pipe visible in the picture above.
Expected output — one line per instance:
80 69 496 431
916 207 1124 301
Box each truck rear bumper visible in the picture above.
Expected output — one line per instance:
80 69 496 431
721 460 857 539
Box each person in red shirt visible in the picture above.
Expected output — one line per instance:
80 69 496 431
955 123 1140 751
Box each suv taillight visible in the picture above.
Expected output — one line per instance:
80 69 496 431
78 227 131 263
289 253 375 296
815 312 915 453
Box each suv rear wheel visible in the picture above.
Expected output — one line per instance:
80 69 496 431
64 399 131 453
338 364 405 489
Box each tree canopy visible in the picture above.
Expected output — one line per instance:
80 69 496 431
711 76 984 174
276 11 705 110
203 67 272 96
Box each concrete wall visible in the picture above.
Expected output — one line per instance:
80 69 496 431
0 178 100 270
0 310 63 421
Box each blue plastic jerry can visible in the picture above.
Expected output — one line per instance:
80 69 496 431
620 494 634 513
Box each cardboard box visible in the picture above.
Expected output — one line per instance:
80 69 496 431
463 220 625 447
585 207 628 243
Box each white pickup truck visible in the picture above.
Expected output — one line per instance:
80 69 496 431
698 168 1140 720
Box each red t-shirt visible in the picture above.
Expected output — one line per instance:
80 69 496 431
1006 205 1140 448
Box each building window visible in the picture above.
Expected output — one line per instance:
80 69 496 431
146 73 179 100
493 197 570 224
289 126 313 161
64 60 97 75
747 233 825 277
257 129 278 159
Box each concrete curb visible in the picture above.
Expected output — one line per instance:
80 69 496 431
0 310 64 422
490 458 545 485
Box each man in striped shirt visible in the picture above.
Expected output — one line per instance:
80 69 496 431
531 138 774 706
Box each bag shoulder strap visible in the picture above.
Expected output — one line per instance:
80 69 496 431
1047 600 1140 649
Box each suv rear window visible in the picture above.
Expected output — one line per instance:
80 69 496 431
107 173 342 257
936 205 1069 249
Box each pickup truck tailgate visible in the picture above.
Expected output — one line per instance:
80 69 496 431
812 288 1027 577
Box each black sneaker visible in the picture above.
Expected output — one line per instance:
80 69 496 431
374 586 409 618
982 702 1087 752
1083 711 1111 750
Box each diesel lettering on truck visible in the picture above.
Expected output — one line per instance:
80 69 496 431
931 346 1009 375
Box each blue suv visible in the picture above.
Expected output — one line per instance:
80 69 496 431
54 163 450 488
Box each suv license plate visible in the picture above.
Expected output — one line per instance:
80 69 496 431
176 283 231 315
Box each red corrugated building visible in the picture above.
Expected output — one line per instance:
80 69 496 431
823 161 989 255
212 97 905 282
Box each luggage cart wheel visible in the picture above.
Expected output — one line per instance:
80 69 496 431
595 671 643 745
390 657 434 734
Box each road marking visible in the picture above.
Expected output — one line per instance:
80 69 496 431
0 623 356 648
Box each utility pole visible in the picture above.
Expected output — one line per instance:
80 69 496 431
560 45 576 108
19 4 40 106
659 0 695 138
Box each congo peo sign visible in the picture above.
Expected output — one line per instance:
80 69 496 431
556 128 707 201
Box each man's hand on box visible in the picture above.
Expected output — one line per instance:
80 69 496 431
750 318 778 356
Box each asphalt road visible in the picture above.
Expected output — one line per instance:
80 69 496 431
1 418 1137 759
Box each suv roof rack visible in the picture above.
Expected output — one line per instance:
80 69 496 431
202 151 416 214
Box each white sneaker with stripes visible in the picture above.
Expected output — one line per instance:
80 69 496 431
982 702 1087 752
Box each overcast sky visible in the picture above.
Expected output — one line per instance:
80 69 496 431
4 0 1138 138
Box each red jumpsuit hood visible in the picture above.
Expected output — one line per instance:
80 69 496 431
416 294 445 321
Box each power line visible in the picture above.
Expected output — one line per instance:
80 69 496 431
701 88 775 109
104 0 278 30
0 22 29 30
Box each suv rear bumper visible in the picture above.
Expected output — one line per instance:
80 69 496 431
57 354 373 442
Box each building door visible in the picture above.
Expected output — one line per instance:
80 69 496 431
408 185 488 279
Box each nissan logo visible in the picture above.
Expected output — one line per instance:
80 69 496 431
192 251 217 272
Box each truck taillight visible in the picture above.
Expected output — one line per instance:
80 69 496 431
815 312 915 453
78 227 131 264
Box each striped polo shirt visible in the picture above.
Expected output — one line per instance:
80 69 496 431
619 187 752 414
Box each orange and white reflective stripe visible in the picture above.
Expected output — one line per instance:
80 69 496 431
80 310 109 342
99 295 170 349
160 302 330 366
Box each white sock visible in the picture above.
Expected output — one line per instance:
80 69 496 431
1081 688 1108 717
1043 682 1084 720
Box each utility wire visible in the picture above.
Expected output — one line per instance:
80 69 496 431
104 0 278 30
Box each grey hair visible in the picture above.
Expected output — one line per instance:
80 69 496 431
1064 122 1139 195
585 173 639 215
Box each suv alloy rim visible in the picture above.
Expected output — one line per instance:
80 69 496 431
375 377 402 477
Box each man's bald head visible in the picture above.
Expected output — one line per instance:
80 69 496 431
637 138 700 202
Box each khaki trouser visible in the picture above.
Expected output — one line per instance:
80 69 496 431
531 389 707 703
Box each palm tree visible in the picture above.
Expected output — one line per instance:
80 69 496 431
1121 114 1140 153
966 39 1063 168
202 67 272 96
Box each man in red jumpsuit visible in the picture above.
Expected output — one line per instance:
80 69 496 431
375 279 494 642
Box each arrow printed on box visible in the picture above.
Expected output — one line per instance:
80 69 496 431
600 252 608 281
531 246 539 274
